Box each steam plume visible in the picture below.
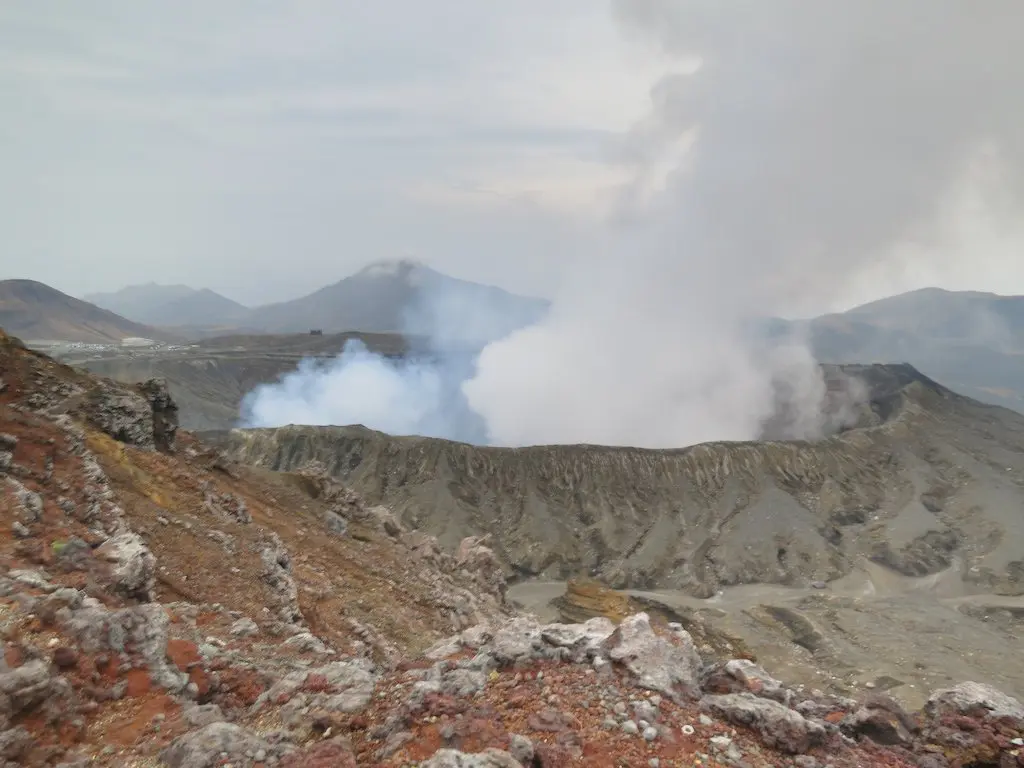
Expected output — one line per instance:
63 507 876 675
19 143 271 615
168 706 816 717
243 1 1024 448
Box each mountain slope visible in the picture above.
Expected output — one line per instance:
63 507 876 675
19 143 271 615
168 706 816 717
0 279 176 343
247 259 549 338
85 282 249 327
0 325 511 765
207 363 1024 598
841 286 1024 340
798 287 1024 413
145 287 249 327
85 282 196 319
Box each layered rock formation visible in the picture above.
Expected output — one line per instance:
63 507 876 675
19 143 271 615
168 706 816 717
209 364 1024 598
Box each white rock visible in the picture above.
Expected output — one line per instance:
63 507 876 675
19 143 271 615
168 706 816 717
95 532 156 599
229 618 259 637
603 613 702 700
925 681 1024 722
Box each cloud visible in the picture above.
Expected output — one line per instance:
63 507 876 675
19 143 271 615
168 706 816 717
4 0 1024 316
0 2 656 302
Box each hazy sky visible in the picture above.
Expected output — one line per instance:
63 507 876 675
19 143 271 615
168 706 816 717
3 1 1024 312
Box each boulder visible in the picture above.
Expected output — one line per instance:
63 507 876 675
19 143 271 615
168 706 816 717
603 613 702 700
701 658 788 702
540 617 616 661
700 693 826 754
489 617 544 665
0 660 53 711
230 617 259 637
924 681 1024 725
841 694 917 746
421 748 523 767
95 532 156 600
367 505 403 537
161 722 285 768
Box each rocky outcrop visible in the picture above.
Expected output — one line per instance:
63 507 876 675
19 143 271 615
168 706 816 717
260 533 303 626
160 723 293 768
701 694 827 754
94 532 156 600
400 531 509 631
553 579 757 662
381 613 1024 766
603 613 703 701
50 372 180 454
455 535 507 602
79 386 157 450
137 377 178 452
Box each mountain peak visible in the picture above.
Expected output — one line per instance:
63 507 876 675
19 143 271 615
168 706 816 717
85 283 247 328
354 258 428 279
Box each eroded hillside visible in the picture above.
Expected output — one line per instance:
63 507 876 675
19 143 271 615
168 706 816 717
209 364 1024 597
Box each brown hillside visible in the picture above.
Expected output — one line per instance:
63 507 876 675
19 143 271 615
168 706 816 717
0 279 177 343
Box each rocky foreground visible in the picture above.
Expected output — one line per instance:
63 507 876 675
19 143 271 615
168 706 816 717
1 327 1023 767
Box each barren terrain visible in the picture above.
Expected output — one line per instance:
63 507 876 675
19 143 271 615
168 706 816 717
203 363 1024 714
1 328 1022 765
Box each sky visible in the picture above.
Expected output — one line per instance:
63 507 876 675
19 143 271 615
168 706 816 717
2 1 1024 314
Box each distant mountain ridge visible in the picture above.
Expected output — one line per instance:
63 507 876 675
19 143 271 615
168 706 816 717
85 283 249 327
780 287 1024 413
831 287 1024 345
244 259 550 339
0 279 175 343
85 260 550 341
21 265 1024 416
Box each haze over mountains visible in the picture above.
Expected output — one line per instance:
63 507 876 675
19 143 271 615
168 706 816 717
784 288 1024 413
85 283 250 328
84 260 550 339
6 261 1024 429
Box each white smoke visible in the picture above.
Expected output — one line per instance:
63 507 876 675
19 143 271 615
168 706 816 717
243 0 1024 448
241 261 544 442
242 341 450 438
